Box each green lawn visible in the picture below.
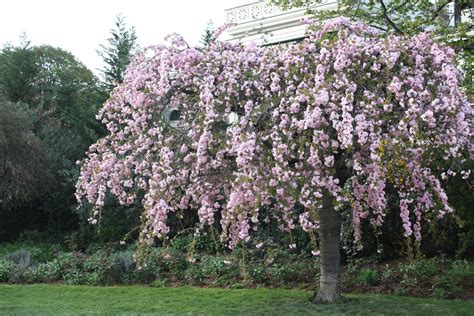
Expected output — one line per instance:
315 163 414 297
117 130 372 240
0 285 473 315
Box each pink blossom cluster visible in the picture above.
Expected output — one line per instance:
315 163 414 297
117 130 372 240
76 18 472 249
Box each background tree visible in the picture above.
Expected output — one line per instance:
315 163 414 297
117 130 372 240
0 35 39 103
97 15 139 92
200 20 215 47
0 94 51 241
0 95 50 210
0 43 106 240
76 19 472 303
271 0 473 34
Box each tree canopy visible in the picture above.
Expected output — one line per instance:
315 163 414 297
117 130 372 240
76 18 471 301
77 18 471 247
271 0 474 97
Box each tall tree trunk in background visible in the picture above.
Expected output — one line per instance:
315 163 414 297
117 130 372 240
454 0 462 27
314 191 342 303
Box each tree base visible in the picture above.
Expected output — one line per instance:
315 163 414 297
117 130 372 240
312 290 346 304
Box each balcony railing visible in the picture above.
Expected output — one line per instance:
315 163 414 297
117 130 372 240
225 1 328 25
226 1 287 24
224 1 337 45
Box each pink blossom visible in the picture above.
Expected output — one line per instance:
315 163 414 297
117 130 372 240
75 18 472 251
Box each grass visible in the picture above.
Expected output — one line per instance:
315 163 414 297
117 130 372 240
0 285 473 315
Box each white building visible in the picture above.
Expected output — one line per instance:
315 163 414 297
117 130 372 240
224 0 338 46
224 0 473 45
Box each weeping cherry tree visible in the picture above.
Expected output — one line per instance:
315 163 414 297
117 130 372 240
76 18 472 303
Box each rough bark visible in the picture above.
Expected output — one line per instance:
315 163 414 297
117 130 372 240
314 191 342 303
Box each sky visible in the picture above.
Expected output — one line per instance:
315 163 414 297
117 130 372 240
0 0 250 75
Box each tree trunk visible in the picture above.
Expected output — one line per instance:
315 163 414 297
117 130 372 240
314 191 342 303
454 0 462 27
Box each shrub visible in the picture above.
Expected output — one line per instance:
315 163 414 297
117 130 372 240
398 258 439 286
172 233 220 254
134 247 189 284
172 234 193 253
23 260 61 283
248 265 267 284
83 250 108 273
56 252 84 283
184 263 207 285
63 270 84 285
167 250 189 278
432 260 473 298
5 249 31 268
150 278 167 288
105 250 135 284
0 242 64 264
5 249 32 282
0 259 13 282
380 264 395 282
200 256 226 278
356 267 380 286
81 249 133 285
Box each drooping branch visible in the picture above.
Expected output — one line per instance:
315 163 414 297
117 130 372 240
77 18 472 254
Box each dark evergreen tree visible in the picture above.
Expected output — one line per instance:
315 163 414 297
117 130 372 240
0 35 38 103
97 15 139 92
200 20 215 47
